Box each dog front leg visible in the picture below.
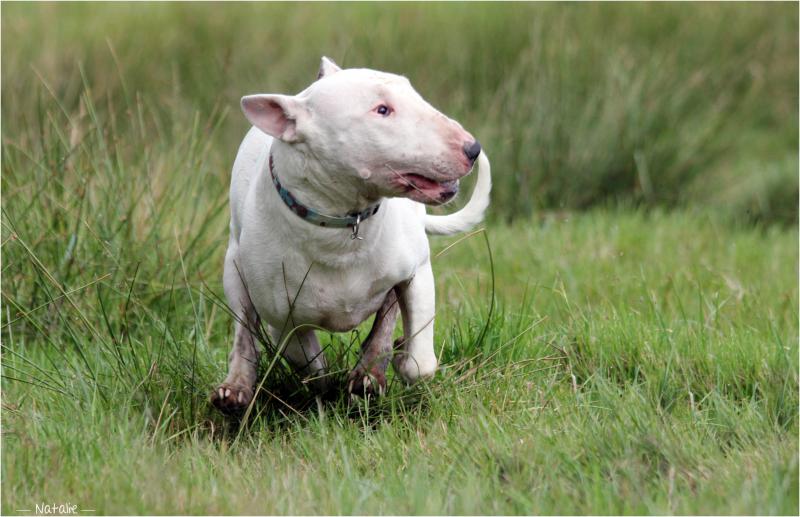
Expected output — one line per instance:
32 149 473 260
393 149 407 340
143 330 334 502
347 287 401 397
212 242 260 412
393 261 438 382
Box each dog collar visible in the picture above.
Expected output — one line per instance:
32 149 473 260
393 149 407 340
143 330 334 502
269 154 380 240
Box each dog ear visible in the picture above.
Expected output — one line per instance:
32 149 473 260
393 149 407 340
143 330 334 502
241 94 306 143
317 56 341 79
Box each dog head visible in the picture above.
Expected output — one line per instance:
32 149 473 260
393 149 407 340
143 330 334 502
241 57 480 206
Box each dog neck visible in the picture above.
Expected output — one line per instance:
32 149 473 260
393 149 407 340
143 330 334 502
263 140 386 250
269 140 382 217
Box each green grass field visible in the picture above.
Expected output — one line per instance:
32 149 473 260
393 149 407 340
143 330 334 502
2 3 798 515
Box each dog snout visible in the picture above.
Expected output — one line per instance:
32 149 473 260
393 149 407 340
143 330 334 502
463 140 481 165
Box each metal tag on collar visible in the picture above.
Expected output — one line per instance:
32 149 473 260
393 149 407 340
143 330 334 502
350 214 363 240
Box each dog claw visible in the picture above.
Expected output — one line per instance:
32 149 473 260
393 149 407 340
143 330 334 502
346 366 387 398
211 382 253 413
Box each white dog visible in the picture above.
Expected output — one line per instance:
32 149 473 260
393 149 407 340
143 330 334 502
212 57 491 411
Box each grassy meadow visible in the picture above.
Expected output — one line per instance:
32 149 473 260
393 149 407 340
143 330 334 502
2 3 798 515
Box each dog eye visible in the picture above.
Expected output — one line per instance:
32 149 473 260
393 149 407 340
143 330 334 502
375 105 392 116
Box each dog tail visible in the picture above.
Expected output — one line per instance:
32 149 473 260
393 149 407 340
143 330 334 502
424 151 492 236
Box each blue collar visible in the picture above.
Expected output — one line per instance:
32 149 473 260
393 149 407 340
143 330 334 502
269 154 380 239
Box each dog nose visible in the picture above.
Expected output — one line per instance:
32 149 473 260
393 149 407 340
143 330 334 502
463 140 481 164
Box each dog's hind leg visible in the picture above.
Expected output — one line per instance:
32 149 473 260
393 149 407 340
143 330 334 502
270 326 330 393
347 287 401 397
393 261 438 383
211 240 260 413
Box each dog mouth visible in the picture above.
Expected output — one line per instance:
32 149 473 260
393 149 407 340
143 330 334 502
396 173 459 205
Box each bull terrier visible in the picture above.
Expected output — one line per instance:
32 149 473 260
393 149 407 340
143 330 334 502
212 57 491 411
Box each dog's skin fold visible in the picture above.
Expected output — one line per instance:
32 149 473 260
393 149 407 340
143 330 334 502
212 57 491 410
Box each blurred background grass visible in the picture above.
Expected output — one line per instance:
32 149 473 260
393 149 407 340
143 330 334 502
3 2 797 225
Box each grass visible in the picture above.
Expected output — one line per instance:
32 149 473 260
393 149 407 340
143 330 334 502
3 209 798 514
1 2 798 515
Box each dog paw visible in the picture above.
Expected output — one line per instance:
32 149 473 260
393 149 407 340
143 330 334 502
346 366 387 398
210 382 254 413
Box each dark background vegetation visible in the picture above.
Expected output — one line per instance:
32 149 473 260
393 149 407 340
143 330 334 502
3 2 797 224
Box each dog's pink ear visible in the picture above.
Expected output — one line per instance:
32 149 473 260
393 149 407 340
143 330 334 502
241 94 305 142
317 56 341 80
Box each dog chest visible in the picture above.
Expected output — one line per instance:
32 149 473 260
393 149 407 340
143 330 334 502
240 243 417 333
